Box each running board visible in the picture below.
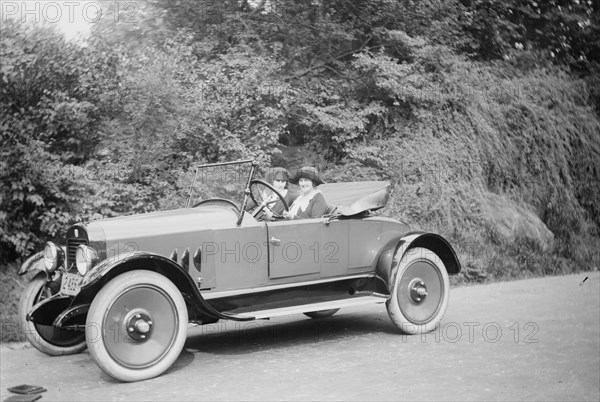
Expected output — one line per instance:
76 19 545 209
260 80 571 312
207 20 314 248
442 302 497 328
234 295 389 320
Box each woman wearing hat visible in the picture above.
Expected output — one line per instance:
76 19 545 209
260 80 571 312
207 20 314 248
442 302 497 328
247 167 297 220
283 166 327 220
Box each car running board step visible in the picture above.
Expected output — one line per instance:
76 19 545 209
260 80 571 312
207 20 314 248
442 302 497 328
233 295 389 320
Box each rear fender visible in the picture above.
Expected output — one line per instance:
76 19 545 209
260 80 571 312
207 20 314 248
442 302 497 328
375 232 461 289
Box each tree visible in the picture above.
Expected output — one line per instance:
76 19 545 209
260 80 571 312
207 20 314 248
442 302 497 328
0 21 120 260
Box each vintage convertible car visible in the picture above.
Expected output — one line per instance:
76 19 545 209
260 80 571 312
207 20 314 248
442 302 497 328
18 160 461 382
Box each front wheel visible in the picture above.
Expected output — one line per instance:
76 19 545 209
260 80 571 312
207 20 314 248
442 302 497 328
386 247 450 334
86 270 188 382
18 272 87 355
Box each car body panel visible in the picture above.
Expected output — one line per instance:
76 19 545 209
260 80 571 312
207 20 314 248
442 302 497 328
267 219 331 279
72 200 429 320
211 221 269 290
88 206 236 261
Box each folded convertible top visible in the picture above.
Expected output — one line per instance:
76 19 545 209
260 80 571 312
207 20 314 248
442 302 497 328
318 181 391 216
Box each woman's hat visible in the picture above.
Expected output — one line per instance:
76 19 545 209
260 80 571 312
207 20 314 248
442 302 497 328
270 167 289 181
289 166 324 186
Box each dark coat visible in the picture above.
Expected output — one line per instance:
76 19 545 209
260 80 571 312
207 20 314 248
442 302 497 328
270 190 298 215
290 192 327 219
246 189 298 218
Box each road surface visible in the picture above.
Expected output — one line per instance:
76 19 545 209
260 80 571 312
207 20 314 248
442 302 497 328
1 272 599 401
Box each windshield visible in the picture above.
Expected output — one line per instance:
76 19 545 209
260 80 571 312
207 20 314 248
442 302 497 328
187 161 253 206
185 160 261 226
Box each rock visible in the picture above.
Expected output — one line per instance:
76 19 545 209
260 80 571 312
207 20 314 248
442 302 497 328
482 192 554 252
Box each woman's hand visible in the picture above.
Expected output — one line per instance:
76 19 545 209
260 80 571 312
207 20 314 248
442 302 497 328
282 210 293 220
264 209 274 220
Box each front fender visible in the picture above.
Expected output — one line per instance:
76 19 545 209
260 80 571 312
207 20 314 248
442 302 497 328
375 232 461 289
18 251 45 276
74 251 252 323
18 246 68 276
28 293 73 325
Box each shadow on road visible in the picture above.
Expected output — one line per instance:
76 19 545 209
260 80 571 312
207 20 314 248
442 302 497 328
183 309 398 356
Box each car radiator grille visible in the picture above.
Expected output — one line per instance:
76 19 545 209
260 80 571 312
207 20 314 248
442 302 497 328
67 237 88 270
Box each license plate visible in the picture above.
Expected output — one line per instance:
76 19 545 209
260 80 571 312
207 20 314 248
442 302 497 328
60 272 82 296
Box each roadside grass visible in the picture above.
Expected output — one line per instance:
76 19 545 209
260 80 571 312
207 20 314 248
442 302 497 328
1 262 28 343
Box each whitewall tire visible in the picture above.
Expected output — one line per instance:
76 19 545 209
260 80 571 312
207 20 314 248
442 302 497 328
86 270 188 382
386 247 450 334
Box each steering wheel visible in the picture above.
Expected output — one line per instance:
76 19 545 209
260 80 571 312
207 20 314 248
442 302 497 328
249 180 289 219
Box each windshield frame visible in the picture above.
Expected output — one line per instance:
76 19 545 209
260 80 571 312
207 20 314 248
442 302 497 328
185 159 258 226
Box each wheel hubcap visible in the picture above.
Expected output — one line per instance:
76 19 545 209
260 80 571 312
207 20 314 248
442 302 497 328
102 285 179 368
126 312 153 341
409 279 428 303
397 260 444 324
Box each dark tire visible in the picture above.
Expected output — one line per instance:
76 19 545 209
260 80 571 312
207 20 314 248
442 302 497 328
18 272 87 355
303 309 340 319
86 270 188 382
386 247 450 334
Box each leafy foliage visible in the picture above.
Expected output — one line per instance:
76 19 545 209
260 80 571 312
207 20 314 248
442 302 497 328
0 21 117 259
1 0 599 287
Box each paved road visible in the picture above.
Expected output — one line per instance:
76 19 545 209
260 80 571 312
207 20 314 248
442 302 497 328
1 272 598 401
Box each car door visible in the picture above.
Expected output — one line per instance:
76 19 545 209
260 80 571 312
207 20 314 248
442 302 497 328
209 219 269 291
266 219 349 279
267 220 321 278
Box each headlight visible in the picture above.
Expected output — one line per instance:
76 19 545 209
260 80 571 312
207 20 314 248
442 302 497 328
75 245 97 275
43 242 64 272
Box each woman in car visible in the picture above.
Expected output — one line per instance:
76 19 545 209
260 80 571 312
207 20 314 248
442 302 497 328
283 166 327 220
247 167 297 220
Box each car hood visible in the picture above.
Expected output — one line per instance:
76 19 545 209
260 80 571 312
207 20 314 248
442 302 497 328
65 205 241 268
85 206 239 244
98 206 237 237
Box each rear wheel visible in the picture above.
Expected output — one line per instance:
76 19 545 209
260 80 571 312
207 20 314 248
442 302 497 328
386 247 449 334
303 309 340 319
18 272 86 355
86 270 188 382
